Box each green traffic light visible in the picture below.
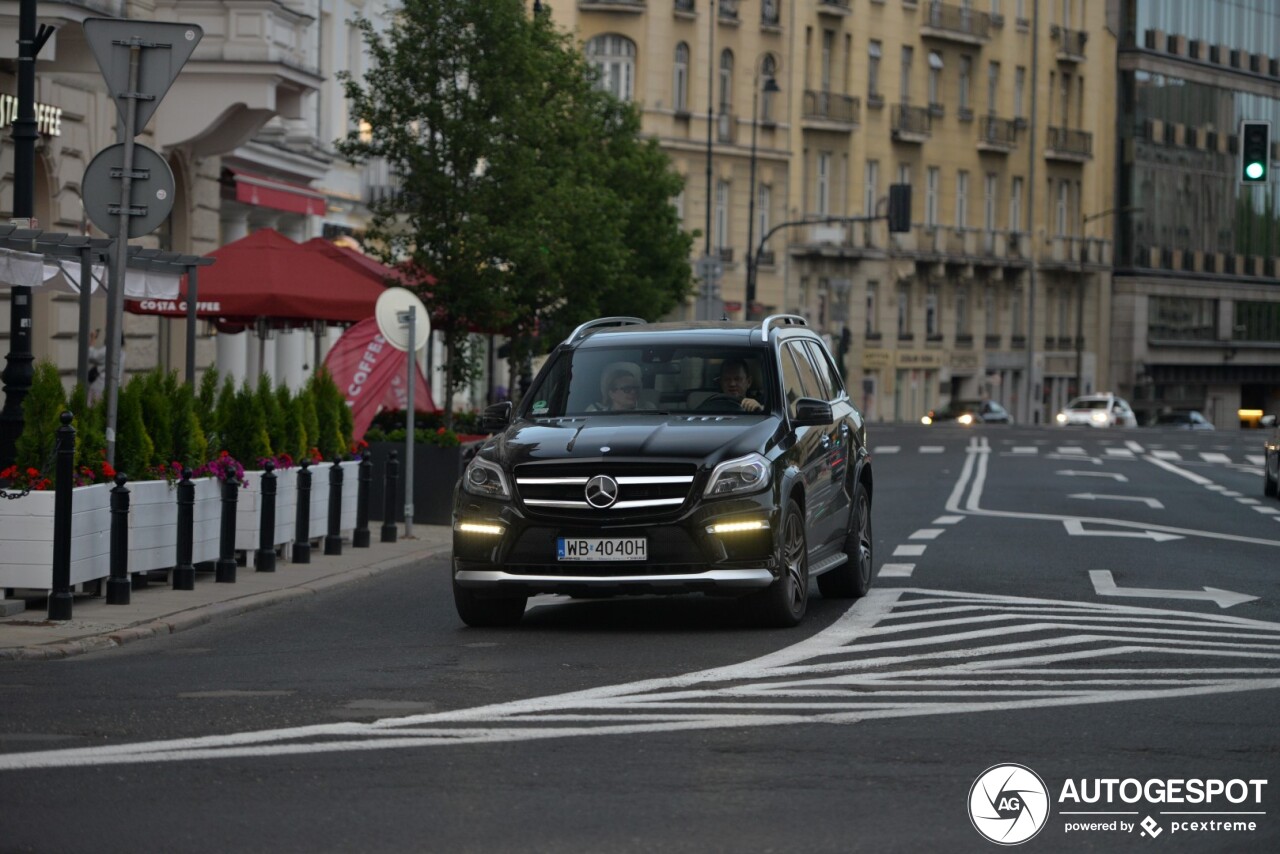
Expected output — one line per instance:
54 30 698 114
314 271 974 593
1246 161 1266 180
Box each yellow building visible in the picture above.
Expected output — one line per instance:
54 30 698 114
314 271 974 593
541 0 1115 424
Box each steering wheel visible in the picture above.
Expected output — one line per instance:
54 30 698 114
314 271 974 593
695 393 743 413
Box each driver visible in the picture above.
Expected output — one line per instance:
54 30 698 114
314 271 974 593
718 358 764 413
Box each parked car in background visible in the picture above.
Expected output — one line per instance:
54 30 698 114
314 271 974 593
1149 409 1215 430
1055 394 1138 428
921 400 1013 426
1263 415 1279 497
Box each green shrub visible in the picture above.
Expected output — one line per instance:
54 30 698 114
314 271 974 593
219 381 272 464
295 386 320 459
171 382 208 470
310 369 346 460
210 376 237 452
115 378 155 481
256 374 286 456
14 361 68 482
138 369 174 466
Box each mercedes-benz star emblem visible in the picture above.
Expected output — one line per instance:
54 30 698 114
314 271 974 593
584 474 619 509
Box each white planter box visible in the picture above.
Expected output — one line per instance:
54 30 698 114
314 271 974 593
235 467 298 552
0 482 111 590
192 476 222 564
127 479 179 573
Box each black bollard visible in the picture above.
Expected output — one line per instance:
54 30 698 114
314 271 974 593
173 467 195 590
324 457 343 555
215 468 239 583
353 453 372 548
293 459 311 564
48 412 77 620
105 472 131 605
255 460 277 572
380 449 399 543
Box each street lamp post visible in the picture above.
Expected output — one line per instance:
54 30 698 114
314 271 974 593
745 65 780 321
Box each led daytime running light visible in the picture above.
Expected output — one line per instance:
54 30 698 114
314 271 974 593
707 520 770 534
457 522 504 536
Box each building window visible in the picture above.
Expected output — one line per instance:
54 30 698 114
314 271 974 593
1150 297 1217 341
1014 67 1025 118
1058 287 1070 338
928 51 943 106
1055 180 1068 236
898 163 911 187
674 43 690 113
866 281 879 335
926 284 940 336
821 30 834 92
897 282 911 336
816 152 832 216
864 160 879 217
956 286 969 336
956 170 969 229
900 46 914 104
984 173 998 232
926 167 940 227
1234 301 1280 342
987 61 1000 115
958 55 972 112
757 183 771 255
715 179 730 253
1010 176 1023 232
868 40 882 99
719 49 734 114
585 34 636 101
985 285 996 334
1011 287 1023 337
761 54 778 121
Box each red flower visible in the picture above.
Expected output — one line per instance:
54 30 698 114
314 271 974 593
26 467 39 478
102 461 116 478
0 465 16 479
436 427 446 435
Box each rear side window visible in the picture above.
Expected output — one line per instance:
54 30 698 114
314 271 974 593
779 345 810 418
784 342 824 412
802 340 845 401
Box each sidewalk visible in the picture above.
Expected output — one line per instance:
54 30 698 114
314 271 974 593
0 526 454 661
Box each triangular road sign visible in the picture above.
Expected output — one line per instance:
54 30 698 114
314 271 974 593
83 18 203 134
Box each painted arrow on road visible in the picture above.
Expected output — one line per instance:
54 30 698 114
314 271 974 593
1068 493 1165 509
1057 470 1128 481
1064 519 1182 541
1090 569 1259 609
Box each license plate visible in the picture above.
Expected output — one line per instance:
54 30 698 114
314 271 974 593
556 537 648 561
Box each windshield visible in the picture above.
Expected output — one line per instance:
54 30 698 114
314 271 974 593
522 345 777 418
1067 398 1109 410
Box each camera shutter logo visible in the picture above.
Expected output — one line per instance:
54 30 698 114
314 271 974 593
585 475 619 508
968 764 1051 845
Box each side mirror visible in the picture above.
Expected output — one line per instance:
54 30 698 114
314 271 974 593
792 397 834 426
480 401 513 433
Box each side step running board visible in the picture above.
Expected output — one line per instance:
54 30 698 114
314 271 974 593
808 552 849 577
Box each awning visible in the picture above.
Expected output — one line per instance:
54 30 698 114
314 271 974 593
224 168 327 217
0 247 179 299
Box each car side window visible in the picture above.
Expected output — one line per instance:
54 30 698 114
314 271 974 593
802 340 844 401
785 342 824 404
779 344 811 418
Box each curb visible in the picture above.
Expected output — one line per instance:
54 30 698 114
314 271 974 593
0 544 451 662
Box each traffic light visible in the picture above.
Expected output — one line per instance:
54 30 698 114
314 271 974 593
1240 120 1271 184
887 183 912 232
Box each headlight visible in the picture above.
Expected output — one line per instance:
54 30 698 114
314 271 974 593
1091 410 1109 424
921 415 933 425
958 413 974 426
704 453 771 498
1056 412 1067 424
462 456 510 499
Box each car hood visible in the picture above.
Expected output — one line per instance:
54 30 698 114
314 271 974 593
483 414 782 468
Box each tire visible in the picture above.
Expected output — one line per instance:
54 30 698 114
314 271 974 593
751 498 809 627
1265 459 1278 498
453 573 527 628
817 480 873 599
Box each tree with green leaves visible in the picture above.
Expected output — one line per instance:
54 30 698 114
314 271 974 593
13 362 67 482
338 0 692 421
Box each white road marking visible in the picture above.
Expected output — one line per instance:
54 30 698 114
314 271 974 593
909 529 944 540
893 544 927 557
1068 493 1164 509
919 446 945 454
1205 485 1228 492
1151 450 1183 461
1222 491 1243 498
1237 498 1261 506
2 589 1277 770
875 446 900 454
1047 453 1103 465
1144 456 1212 486
1105 448 1136 459
1056 447 1086 455
1011 447 1038 454
1057 470 1128 481
1063 520 1182 542
933 515 964 525
1124 440 1146 454
1089 570 1259 609
1200 453 1233 464
1247 455 1266 466
879 564 915 578
1253 506 1280 515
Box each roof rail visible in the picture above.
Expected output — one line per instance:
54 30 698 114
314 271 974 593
564 316 647 345
759 313 808 342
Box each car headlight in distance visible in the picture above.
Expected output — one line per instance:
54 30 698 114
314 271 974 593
1091 410 1109 424
1056 412 1067 424
704 453 771 497
463 456 511 499
958 413 974 426
921 415 933 425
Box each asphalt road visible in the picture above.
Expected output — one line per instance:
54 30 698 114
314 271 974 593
0 425 1276 854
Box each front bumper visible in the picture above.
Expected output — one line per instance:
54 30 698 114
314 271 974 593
452 488 780 597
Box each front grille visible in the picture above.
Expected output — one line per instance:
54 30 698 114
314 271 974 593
514 460 697 521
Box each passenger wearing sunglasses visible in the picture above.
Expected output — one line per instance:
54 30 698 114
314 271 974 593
587 366 641 411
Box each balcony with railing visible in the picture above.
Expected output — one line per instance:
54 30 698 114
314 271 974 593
1045 126 1093 162
1040 235 1112 270
817 0 852 16
719 0 740 22
891 104 931 142
977 115 1018 153
362 157 403 207
802 90 861 129
921 1 991 45
580 0 646 12
1051 25 1087 62
761 0 782 27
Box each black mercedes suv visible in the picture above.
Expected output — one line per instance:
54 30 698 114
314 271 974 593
451 315 874 627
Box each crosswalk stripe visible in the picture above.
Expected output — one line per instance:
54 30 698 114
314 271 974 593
919 446 944 454
1252 506 1280 515
1200 452 1232 464
893 544 927 557
1247 455 1266 465
1105 448 1136 458
1056 447 1086 455
1237 498 1261 505
874 446 900 454
1150 450 1182 461
933 515 964 525
879 563 915 578
910 529 945 540
1011 446 1038 454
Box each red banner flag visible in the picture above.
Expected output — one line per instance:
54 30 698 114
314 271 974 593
323 317 437 440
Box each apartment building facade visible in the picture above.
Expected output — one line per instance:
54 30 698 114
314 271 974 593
543 0 1116 424
1112 0 1280 427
